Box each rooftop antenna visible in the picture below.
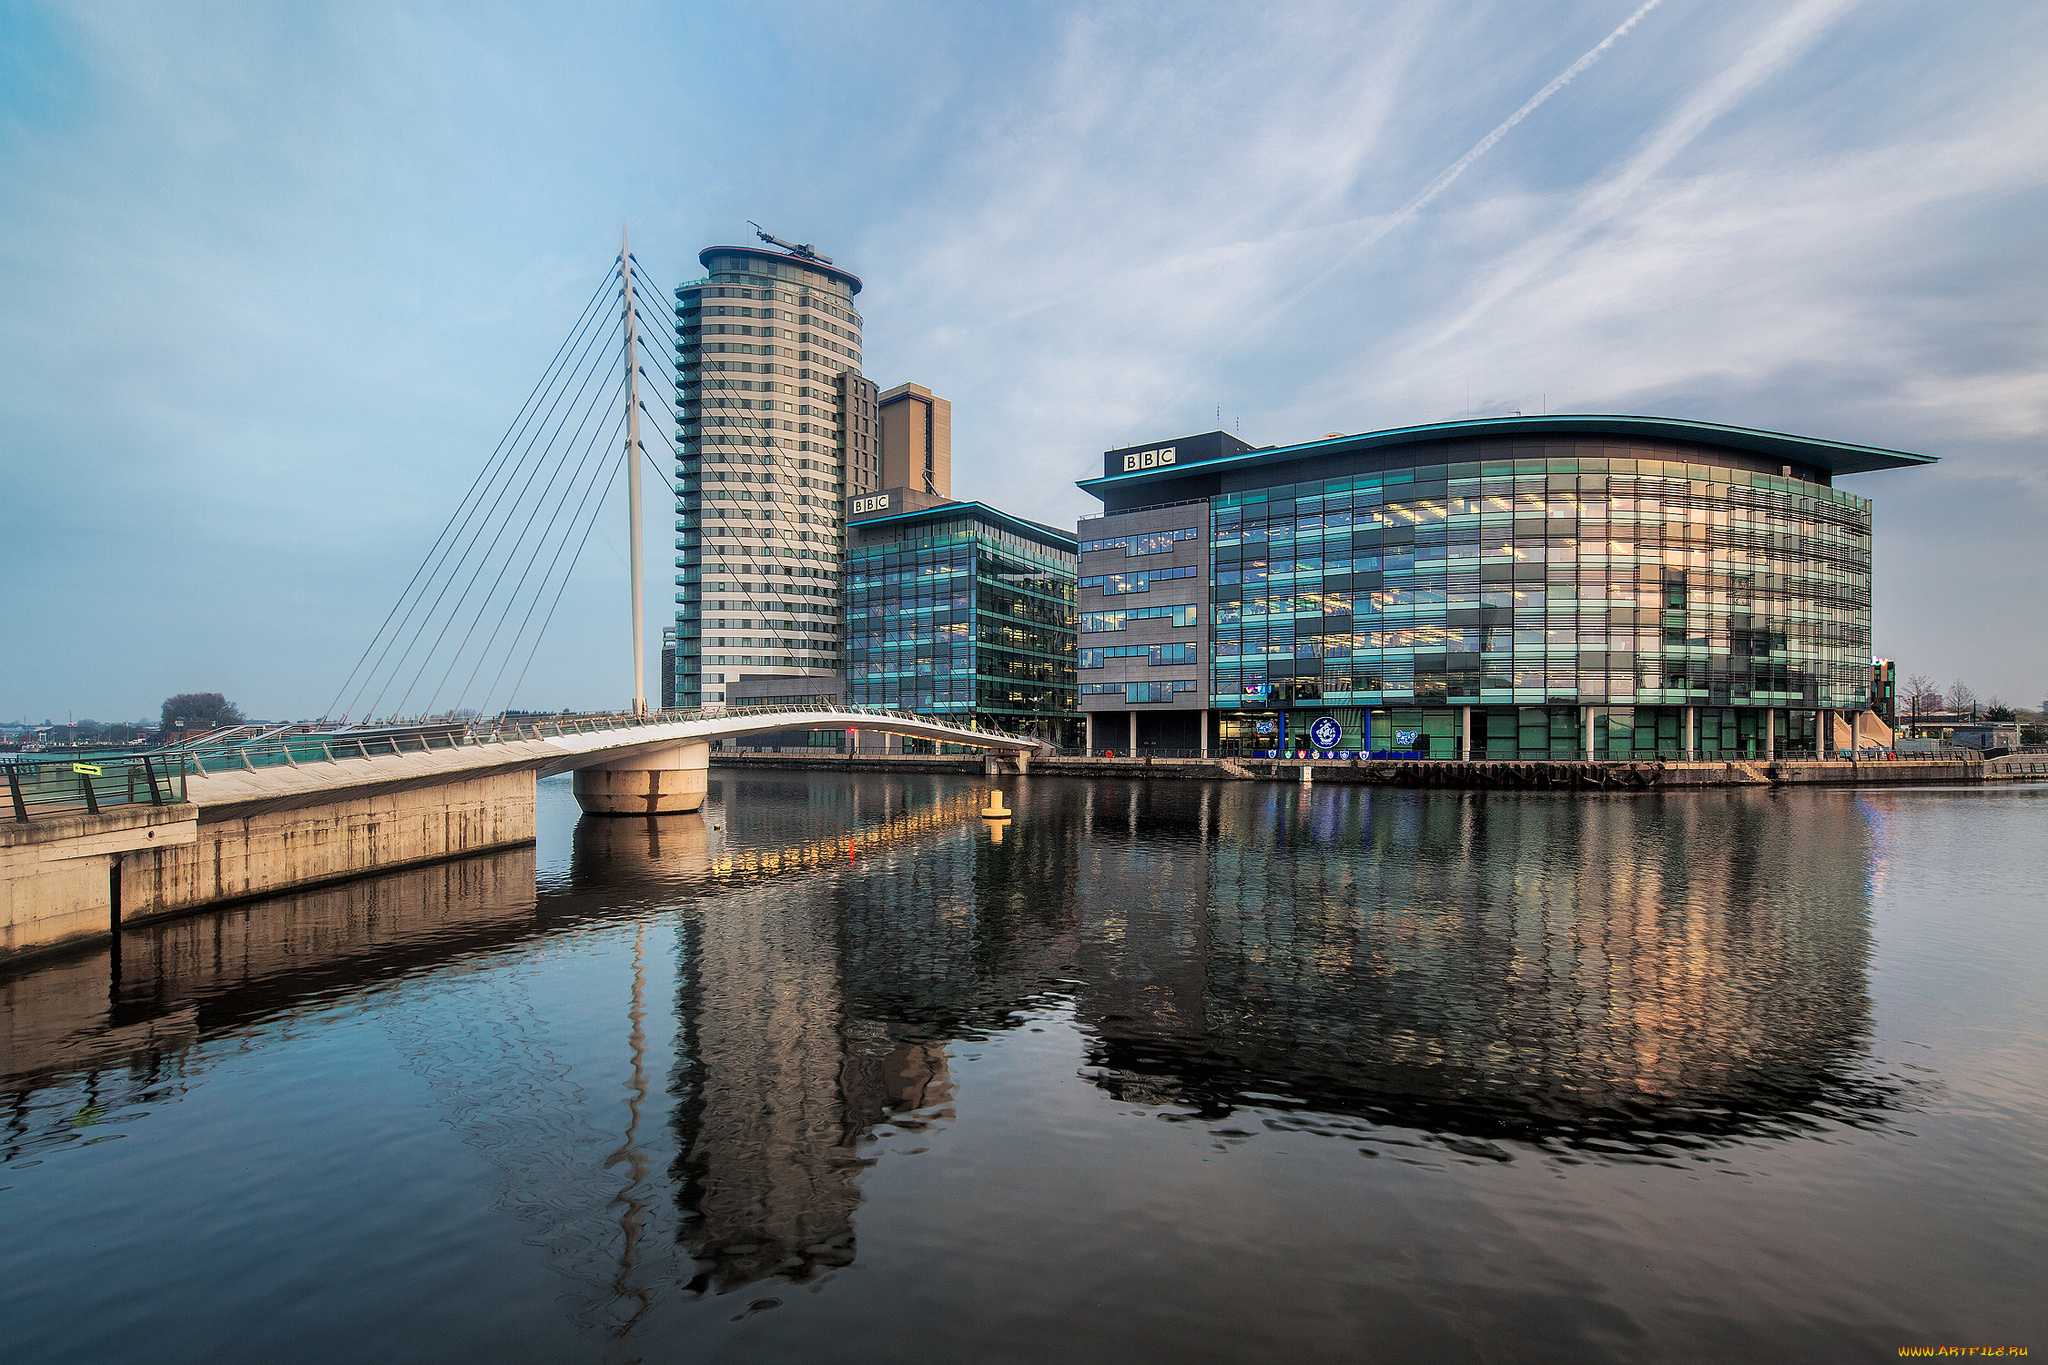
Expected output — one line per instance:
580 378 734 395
747 221 833 265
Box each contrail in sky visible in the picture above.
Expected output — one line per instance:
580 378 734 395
1159 0 1668 419
1385 0 1669 238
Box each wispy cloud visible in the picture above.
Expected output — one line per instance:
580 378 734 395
1422 0 1866 349
1 0 2042 713
1157 0 1673 417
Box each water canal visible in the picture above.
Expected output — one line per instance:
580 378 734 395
3 773 2043 1362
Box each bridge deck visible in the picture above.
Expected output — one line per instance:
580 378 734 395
180 710 1039 820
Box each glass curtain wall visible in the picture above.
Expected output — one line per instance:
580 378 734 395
845 513 1081 747
1209 440 1873 760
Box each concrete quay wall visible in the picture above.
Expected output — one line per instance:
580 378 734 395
1213 757 1983 788
714 753 1988 788
2 804 200 963
132 769 536 922
2 845 537 1092
1 770 536 966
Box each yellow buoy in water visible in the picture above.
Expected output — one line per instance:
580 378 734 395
980 788 1012 819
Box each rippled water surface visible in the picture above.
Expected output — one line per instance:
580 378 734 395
3 774 2044 1362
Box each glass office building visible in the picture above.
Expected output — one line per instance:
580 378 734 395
1077 416 1934 760
844 498 1080 747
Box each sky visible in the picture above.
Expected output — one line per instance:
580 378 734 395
1 0 2042 722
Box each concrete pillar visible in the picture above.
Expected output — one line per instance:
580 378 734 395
1128 711 1138 754
1684 705 1696 760
573 810 709 877
1766 708 1777 760
1200 709 1209 759
572 740 710 815
1461 706 1472 762
1580 706 1591 761
1085 711 1095 756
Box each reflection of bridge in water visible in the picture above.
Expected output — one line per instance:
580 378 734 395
1 772 1903 1325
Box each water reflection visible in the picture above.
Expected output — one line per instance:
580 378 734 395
0 774 1901 1327
2 847 540 1162
1069 785 1888 1146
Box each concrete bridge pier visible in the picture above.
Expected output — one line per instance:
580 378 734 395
572 741 710 815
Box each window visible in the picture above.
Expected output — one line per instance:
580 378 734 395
1080 643 1199 668
1079 565 1198 595
1079 604 1198 632
1081 680 1199 702
1080 527 1200 557
1130 528 1198 556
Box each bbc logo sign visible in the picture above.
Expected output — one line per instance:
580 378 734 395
851 493 890 513
1121 447 1177 472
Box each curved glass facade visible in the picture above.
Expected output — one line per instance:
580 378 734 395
1205 435 1873 758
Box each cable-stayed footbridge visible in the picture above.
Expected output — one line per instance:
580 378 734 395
2 235 1039 962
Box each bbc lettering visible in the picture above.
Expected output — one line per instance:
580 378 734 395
1120 447 1177 472
852 494 890 514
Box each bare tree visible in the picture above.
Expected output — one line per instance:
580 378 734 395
1904 673 1940 722
1946 680 1980 717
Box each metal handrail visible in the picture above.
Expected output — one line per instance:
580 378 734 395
5 701 1041 821
4 752 190 822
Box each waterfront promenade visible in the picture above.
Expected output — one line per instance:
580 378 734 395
711 750 2025 789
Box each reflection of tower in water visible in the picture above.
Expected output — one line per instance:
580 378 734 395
663 777 1084 1293
669 870 954 1292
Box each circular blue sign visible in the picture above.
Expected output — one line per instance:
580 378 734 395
1309 716 1342 750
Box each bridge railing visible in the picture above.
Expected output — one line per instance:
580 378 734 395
4 753 190 822
5 703 1043 818
463 702 1043 749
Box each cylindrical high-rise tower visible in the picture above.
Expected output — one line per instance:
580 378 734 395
670 242 877 709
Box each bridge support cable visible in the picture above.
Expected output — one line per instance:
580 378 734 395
439 392 630 718
419 375 632 720
332 260 664 726
384 364 627 721
338 270 624 722
324 266 618 721
364 312 625 722
495 451 626 719
470 410 629 722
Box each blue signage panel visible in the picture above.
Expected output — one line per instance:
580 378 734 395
1309 716 1342 750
